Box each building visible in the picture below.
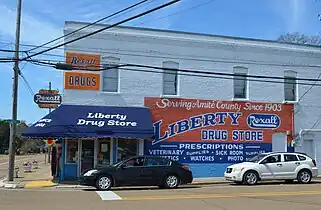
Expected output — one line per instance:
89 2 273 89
23 21 321 180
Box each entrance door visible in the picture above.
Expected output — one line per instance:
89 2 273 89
272 133 287 152
303 139 314 159
80 140 95 174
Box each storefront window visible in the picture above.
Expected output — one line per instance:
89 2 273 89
98 139 111 165
117 139 138 161
66 140 78 164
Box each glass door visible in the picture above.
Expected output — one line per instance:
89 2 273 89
80 140 95 173
98 138 111 166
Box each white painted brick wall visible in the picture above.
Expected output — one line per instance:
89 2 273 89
63 22 321 139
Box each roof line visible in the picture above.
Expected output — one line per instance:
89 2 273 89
64 21 321 49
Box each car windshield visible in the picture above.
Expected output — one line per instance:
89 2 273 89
111 160 125 167
248 154 268 163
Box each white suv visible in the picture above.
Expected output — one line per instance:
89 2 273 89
224 152 318 185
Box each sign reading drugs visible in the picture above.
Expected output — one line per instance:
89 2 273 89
64 72 100 90
144 97 294 163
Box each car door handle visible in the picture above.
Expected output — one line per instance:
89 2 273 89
277 163 282 167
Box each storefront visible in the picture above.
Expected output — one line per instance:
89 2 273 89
22 104 154 180
144 97 295 177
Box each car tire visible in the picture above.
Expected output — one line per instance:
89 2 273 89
96 175 113 191
243 171 259 185
163 174 179 189
297 169 312 184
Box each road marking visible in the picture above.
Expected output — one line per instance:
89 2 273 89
96 191 122 200
122 190 321 201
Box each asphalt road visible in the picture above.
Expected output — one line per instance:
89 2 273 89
1 182 321 210
0 154 45 179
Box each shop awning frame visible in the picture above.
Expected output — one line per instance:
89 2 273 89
22 104 155 140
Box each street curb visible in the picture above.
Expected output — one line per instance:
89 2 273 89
24 181 58 189
190 181 230 186
55 185 94 189
3 182 25 189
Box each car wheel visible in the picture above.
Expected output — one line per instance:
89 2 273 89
164 175 179 189
96 175 113 191
243 171 259 185
297 170 312 184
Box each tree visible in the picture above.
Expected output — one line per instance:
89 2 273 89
277 32 321 46
0 121 41 154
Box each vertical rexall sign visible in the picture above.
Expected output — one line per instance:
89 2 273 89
144 97 294 164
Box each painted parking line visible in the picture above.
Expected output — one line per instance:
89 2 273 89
120 190 321 201
96 191 122 200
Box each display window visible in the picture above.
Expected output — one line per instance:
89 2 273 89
98 139 111 165
66 140 78 164
117 139 138 161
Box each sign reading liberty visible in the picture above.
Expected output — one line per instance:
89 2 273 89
153 112 242 145
152 112 281 145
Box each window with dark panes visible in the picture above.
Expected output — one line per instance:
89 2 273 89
102 57 120 92
162 61 178 95
233 66 248 99
284 71 297 101
284 154 299 162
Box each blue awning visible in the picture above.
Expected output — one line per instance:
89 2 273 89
23 104 155 139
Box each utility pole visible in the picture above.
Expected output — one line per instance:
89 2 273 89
8 0 22 181
47 82 51 163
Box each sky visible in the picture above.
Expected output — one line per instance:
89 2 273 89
0 0 321 124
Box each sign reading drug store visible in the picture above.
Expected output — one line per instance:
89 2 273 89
26 105 154 139
144 97 294 164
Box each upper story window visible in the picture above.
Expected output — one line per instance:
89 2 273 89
233 66 248 99
284 70 297 102
162 61 179 96
102 57 120 92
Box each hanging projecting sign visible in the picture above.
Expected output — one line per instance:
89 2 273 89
34 89 62 109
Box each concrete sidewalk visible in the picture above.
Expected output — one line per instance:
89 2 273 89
0 155 57 189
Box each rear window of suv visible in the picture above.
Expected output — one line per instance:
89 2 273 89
298 155 307 161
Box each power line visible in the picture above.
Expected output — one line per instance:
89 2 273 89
26 0 152 52
3 41 321 68
298 72 321 101
27 58 321 83
27 59 321 86
22 0 181 61
136 0 217 26
3 50 321 69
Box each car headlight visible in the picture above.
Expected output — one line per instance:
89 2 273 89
233 167 245 172
83 169 98 176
